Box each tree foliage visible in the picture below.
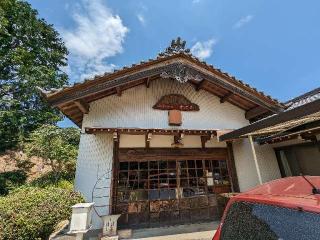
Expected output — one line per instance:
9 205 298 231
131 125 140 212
0 0 69 151
24 125 80 183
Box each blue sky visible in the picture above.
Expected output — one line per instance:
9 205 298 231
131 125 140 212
27 0 320 127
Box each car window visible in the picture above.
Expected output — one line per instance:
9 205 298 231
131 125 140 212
220 201 320 240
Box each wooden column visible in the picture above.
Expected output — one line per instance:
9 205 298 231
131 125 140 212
248 135 263 185
226 141 240 192
110 134 120 214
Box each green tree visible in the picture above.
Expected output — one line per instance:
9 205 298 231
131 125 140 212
0 0 68 151
24 125 80 183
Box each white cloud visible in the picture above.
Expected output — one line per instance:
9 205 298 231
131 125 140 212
233 15 254 29
136 13 146 26
191 39 217 59
62 0 129 81
192 0 201 3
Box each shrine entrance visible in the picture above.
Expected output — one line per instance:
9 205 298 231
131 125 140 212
112 148 232 228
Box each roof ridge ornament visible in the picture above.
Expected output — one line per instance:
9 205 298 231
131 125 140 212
160 63 202 83
159 37 191 57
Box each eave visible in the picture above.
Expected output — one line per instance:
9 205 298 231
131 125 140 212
219 98 320 143
39 53 285 127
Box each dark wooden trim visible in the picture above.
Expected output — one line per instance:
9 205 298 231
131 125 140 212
195 80 205 91
220 92 233 103
146 77 150 88
74 100 89 114
85 127 217 136
118 148 228 162
201 135 210 149
145 133 150 148
116 86 122 97
220 98 320 141
257 120 320 144
226 142 240 192
61 104 78 111
245 106 269 120
47 61 283 113
273 140 317 151
110 135 120 214
153 94 199 111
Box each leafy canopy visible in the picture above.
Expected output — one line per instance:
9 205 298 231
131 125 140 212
24 125 80 182
0 0 69 151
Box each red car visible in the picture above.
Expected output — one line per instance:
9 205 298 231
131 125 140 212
213 176 320 240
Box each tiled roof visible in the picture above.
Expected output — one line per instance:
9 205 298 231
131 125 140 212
41 37 281 105
285 87 320 110
219 87 320 141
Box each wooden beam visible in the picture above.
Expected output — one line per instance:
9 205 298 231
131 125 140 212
85 127 217 136
196 80 205 91
60 104 77 111
47 61 284 115
245 106 270 120
111 133 120 214
73 114 84 122
74 100 90 114
64 108 82 116
118 148 228 161
146 77 151 88
220 92 233 103
226 142 240 192
116 87 122 97
145 132 152 148
200 135 210 149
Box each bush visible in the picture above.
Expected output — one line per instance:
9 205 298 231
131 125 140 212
30 171 75 188
0 186 84 240
0 170 27 195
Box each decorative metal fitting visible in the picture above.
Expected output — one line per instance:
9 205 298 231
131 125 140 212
160 63 202 83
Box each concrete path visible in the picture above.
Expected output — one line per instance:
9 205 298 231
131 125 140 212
129 221 218 240
131 230 215 240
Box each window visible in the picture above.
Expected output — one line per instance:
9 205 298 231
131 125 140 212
115 158 231 227
221 201 320 240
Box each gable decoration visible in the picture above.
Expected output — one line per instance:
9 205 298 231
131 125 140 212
153 94 200 111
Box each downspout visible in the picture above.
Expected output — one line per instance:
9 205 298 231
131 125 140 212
248 135 263 185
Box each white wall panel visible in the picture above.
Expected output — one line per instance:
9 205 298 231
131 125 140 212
83 78 249 130
74 133 113 228
119 134 145 148
233 139 281 191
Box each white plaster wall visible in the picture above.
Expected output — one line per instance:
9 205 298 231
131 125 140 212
74 133 113 228
233 139 281 191
119 134 226 148
83 78 249 130
119 134 145 148
75 78 281 228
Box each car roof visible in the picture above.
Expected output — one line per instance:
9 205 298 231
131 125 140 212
233 176 320 213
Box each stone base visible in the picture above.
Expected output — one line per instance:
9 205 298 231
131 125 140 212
101 236 119 240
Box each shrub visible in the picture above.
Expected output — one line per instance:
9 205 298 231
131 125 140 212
0 170 27 195
0 186 84 240
30 170 75 188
